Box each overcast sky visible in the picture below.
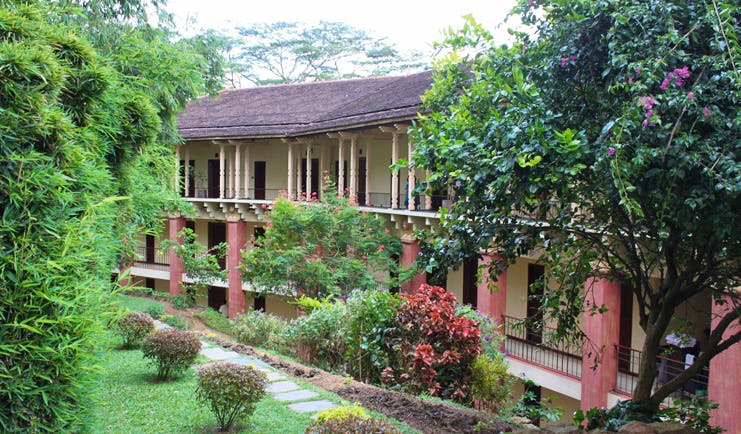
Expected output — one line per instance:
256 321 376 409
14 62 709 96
166 0 518 53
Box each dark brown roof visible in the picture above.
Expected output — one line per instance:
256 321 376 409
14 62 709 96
177 71 432 140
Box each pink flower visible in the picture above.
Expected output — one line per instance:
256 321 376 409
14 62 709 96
527 0 536 6
660 66 691 90
703 107 712 118
687 92 695 100
569 55 575 62
608 147 616 156
561 57 568 68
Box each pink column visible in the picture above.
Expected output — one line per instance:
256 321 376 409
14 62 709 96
168 217 186 296
477 253 507 326
709 295 741 433
400 237 426 294
226 219 247 319
581 277 621 411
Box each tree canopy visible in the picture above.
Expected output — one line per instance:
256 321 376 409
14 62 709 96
226 21 425 86
414 0 739 407
241 186 402 299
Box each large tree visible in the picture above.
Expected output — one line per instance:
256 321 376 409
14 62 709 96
413 1 739 408
0 1 222 430
229 21 425 86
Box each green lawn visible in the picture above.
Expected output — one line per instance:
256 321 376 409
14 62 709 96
113 293 167 314
83 333 317 433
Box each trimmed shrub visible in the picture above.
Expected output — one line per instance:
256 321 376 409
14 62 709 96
305 415 401 434
381 284 481 403
146 305 164 319
113 312 155 349
345 290 401 383
161 314 190 330
196 362 267 432
283 299 347 371
235 307 286 348
315 403 368 423
470 354 512 409
142 329 201 380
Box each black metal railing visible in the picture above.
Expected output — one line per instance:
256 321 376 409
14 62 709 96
132 244 169 271
615 344 709 399
503 315 583 379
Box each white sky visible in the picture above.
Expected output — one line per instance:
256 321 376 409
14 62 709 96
165 0 518 53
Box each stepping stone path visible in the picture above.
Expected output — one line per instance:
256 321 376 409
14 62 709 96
152 320 338 417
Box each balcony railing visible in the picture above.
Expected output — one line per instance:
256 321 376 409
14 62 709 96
615 344 709 399
133 244 169 271
503 315 584 379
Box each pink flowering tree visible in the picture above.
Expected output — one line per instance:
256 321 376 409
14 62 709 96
240 180 402 299
414 0 739 410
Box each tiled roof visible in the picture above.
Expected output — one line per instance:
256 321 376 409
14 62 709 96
177 71 432 140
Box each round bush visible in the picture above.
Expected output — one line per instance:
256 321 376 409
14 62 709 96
305 415 401 434
114 311 155 348
196 362 267 431
235 308 286 348
142 329 201 380
315 403 367 424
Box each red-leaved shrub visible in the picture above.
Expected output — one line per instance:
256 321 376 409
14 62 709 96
381 284 481 403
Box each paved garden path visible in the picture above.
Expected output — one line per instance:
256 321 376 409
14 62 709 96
154 320 337 416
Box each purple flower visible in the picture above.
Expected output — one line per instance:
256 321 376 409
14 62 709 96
687 92 695 100
675 66 690 79
660 75 672 90
638 96 657 110
561 57 568 68
703 107 712 118
608 147 616 156
660 66 691 90
569 55 575 62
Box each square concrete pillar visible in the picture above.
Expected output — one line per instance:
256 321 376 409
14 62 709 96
168 217 186 296
477 253 507 326
581 277 621 411
400 236 426 294
227 219 247 318
709 295 741 433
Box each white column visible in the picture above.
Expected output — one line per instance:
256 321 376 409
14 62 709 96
184 146 190 197
424 169 432 210
365 142 371 206
287 142 294 199
338 139 345 196
319 143 326 200
349 136 357 202
219 143 225 199
407 135 415 211
235 143 241 198
391 133 399 208
306 143 312 200
297 143 304 200
243 143 251 198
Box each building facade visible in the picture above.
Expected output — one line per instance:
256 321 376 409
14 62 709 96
121 71 739 431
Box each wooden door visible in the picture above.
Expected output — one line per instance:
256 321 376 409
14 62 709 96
462 258 478 308
208 222 226 270
207 159 219 198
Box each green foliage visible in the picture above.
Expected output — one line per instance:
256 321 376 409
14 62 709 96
283 299 348 371
659 395 724 434
146 305 165 319
345 290 402 384
235 308 286 348
160 314 190 330
574 400 658 432
470 354 512 409
170 295 191 310
230 21 424 86
162 228 227 305
194 307 238 337
510 381 563 426
142 329 201 380
457 305 506 359
113 312 155 348
315 403 368 424
414 0 741 405
241 185 402 299
195 361 267 431
305 415 401 434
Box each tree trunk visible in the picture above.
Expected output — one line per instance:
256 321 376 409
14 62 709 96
632 324 660 402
